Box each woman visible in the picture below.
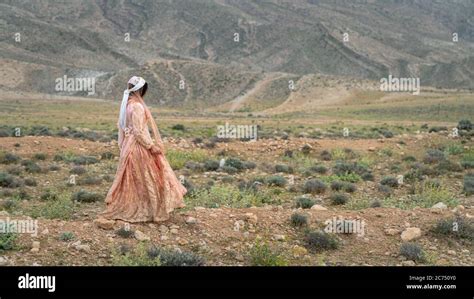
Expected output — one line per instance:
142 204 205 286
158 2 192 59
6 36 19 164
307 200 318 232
100 76 186 223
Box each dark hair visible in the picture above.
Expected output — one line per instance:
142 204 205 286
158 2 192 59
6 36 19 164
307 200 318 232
128 82 148 97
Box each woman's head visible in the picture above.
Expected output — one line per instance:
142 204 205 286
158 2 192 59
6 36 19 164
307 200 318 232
128 82 148 97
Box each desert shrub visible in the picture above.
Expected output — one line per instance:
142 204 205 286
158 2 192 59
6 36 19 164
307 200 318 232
428 126 448 133
310 165 327 174
29 126 51 136
295 197 315 209
73 156 99 165
320 150 332 161
59 232 75 242
444 144 463 156
29 196 75 220
0 227 17 251
40 190 59 201
304 230 338 252
266 175 287 187
70 166 86 175
242 161 257 169
380 176 399 188
370 200 382 208
330 193 349 205
203 160 219 171
275 164 293 174
147 245 205 266
0 152 20 164
6 166 22 176
463 173 474 195
290 213 308 227
333 161 368 176
0 199 17 211
78 176 102 186
361 172 374 181
377 184 392 196
113 244 161 266
33 153 47 161
330 181 344 191
186 185 274 208
0 172 23 188
116 227 135 238
221 165 238 174
224 157 244 170
71 190 102 203
423 149 445 164
410 181 458 208
284 150 293 158
301 144 312 155
402 156 417 162
380 129 394 138
21 160 42 173
167 150 207 170
102 175 114 182
461 151 474 169
171 124 186 131
49 164 61 171
24 178 37 187
343 183 357 193
249 241 287 266
431 216 473 241
303 179 326 194
437 160 463 173
400 243 425 262
184 161 204 172
101 152 115 160
457 119 472 131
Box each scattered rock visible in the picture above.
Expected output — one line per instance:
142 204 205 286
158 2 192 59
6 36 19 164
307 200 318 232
94 218 115 230
402 260 416 266
310 205 327 211
0 211 9 217
243 213 258 224
159 225 169 234
274 234 286 241
234 220 245 232
384 228 400 236
75 244 91 252
401 227 422 242
185 217 197 224
292 245 308 258
134 230 151 241
0 256 8 265
447 250 456 256
431 202 447 210
170 228 179 235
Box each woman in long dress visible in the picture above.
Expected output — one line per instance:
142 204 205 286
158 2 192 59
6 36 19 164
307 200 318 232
100 76 186 222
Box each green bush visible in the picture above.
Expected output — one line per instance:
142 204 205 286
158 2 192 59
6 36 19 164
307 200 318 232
266 175 287 187
309 165 328 174
463 173 474 195
303 179 326 194
380 176 399 188
400 242 425 262
275 164 293 174
0 152 20 164
71 190 103 203
249 241 287 266
70 166 86 175
295 197 315 209
33 153 47 161
73 156 99 165
0 227 17 251
457 119 472 131
59 232 75 242
423 149 445 164
330 193 349 205
431 216 473 241
147 246 205 266
304 230 338 252
290 213 308 227
0 172 23 188
330 181 344 191
204 160 220 171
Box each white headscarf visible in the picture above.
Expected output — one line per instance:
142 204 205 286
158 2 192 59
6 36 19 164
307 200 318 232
119 76 146 130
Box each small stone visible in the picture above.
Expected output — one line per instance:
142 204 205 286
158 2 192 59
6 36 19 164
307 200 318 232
194 207 206 211
447 250 456 256
274 234 286 241
235 254 244 262
292 245 308 258
75 244 91 252
431 202 447 210
384 228 400 236
310 205 327 211
134 230 151 241
185 217 197 224
234 220 245 232
170 228 179 235
94 218 116 230
0 256 7 265
41 229 49 235
402 260 416 266
32 241 40 249
368 147 376 152
401 227 421 242
159 225 169 234
244 213 258 224
30 248 40 253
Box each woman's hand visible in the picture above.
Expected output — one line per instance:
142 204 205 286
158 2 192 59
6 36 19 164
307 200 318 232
150 145 162 155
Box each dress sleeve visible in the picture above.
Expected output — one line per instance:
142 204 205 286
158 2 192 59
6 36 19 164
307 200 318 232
130 103 154 149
